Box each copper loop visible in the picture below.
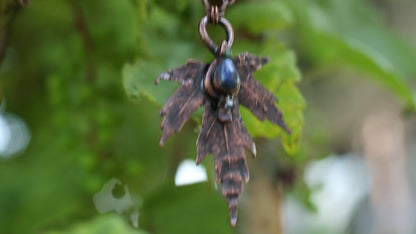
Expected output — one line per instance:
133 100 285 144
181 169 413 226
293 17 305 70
199 16 234 55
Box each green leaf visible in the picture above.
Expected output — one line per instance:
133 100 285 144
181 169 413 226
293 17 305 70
141 182 233 234
147 6 181 38
278 81 305 155
46 214 148 234
241 43 305 155
228 1 294 34
290 0 416 109
123 59 178 105
79 0 141 60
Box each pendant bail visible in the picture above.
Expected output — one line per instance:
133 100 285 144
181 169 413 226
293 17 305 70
199 16 234 56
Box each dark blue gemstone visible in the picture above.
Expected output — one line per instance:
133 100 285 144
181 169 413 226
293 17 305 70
214 58 240 94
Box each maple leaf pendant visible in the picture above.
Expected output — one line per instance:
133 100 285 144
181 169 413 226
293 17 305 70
155 13 291 226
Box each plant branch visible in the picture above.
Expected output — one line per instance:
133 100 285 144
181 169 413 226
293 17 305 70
69 0 96 83
0 1 25 67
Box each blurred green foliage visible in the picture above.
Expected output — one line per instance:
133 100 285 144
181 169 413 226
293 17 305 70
1 0 415 233
290 0 416 110
47 214 149 234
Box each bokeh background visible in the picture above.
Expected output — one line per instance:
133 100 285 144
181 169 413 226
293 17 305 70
1 0 416 233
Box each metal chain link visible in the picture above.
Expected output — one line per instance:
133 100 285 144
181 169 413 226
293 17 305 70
202 0 235 24
199 0 235 55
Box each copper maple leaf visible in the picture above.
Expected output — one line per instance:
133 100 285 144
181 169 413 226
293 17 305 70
156 52 291 226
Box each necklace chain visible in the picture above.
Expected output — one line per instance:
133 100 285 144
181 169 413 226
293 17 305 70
202 0 235 24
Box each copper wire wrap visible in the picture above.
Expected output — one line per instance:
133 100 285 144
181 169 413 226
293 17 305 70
202 0 235 23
